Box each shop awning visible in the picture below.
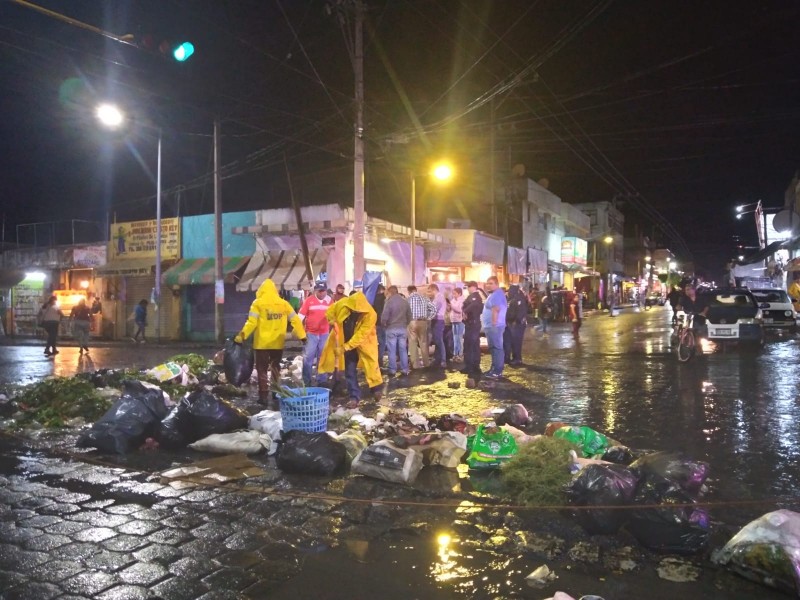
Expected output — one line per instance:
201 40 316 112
95 258 156 277
237 248 328 292
0 269 26 288
161 257 250 286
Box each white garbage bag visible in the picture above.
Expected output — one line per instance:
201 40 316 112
248 410 282 455
188 430 271 455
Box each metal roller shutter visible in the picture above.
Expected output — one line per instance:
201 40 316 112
124 276 173 341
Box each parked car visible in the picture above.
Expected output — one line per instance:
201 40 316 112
645 293 665 306
695 288 764 346
749 288 798 333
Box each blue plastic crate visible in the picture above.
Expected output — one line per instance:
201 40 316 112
278 387 330 433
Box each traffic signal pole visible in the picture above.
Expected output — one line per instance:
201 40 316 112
213 119 224 345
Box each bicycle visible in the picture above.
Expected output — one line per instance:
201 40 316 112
676 313 696 362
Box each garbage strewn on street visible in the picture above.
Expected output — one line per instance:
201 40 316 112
0 345 793 599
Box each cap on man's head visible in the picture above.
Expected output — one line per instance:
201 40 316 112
314 282 327 291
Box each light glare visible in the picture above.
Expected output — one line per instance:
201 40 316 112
432 163 453 181
96 103 124 128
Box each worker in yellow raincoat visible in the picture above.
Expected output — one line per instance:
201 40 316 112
318 291 383 408
789 274 800 313
234 279 306 408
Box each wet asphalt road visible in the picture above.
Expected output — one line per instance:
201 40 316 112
0 307 798 599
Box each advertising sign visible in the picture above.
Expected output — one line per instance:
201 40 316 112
561 237 588 266
109 219 180 260
72 245 107 268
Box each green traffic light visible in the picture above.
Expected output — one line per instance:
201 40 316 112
173 42 194 62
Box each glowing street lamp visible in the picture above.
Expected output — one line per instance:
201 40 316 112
96 103 124 129
95 103 163 341
410 162 454 284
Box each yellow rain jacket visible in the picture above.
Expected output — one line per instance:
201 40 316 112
789 280 800 312
238 279 306 349
318 292 382 388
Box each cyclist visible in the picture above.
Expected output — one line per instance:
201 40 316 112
676 285 709 331
667 285 681 325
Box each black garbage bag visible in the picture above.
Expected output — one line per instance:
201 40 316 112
602 446 636 465
629 451 710 496
77 380 169 454
276 430 347 476
223 338 254 387
565 464 639 535
627 473 710 554
156 389 248 449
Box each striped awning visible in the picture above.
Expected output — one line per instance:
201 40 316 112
236 248 328 292
161 257 250 286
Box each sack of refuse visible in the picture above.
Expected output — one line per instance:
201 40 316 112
627 473 710 554
223 338 254 387
248 410 282 455
550 424 610 458
334 429 369 464
276 430 347 476
466 423 519 470
493 404 530 427
156 389 248 449
391 431 468 469
189 430 271 455
565 463 639 535
77 380 169 454
351 439 424 484
602 446 636 465
712 509 800 595
629 451 710 496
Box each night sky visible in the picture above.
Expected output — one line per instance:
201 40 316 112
1 0 799 277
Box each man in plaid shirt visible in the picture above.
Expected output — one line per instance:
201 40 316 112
406 285 436 369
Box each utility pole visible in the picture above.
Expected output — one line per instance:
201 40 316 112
489 97 497 235
352 0 366 283
285 154 314 285
213 119 224 344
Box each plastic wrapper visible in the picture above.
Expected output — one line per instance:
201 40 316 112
627 473 710 554
553 425 609 458
223 338 254 387
351 439 423 484
335 430 368 464
432 413 468 433
565 464 639 534
466 424 518 470
276 430 347 476
629 451 710 496
712 509 800 596
248 409 282 455
188 430 271 454
77 380 169 454
156 389 248 449
146 362 183 382
391 431 468 469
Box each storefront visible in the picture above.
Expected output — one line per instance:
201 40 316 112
233 205 442 291
96 218 181 341
426 228 505 286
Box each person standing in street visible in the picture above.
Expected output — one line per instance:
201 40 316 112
407 285 436 369
131 299 148 343
372 284 387 367
569 293 583 338
428 283 447 368
39 295 63 357
539 290 553 335
298 282 332 385
449 287 465 361
381 285 412 376
503 285 528 366
481 276 507 378
462 281 484 382
332 284 346 303
234 279 307 408
318 291 383 408
70 298 92 354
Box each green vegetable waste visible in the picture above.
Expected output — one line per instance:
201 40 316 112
501 436 578 506
11 377 110 429
166 353 212 375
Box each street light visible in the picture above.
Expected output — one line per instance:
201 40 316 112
410 162 454 285
96 103 163 342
